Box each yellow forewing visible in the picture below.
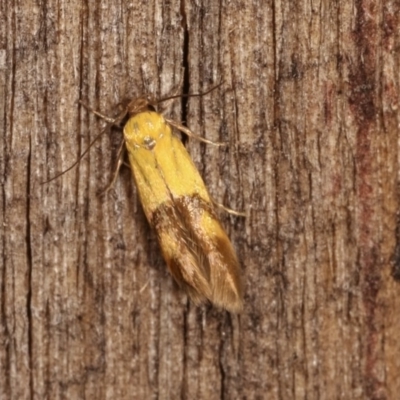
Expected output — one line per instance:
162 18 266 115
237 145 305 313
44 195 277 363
124 112 210 211
123 110 243 312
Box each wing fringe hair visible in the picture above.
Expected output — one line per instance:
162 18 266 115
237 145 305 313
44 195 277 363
151 195 243 312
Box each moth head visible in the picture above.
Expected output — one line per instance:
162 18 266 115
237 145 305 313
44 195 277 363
126 97 156 117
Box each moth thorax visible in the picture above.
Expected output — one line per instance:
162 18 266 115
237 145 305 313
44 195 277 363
143 136 156 150
123 111 165 149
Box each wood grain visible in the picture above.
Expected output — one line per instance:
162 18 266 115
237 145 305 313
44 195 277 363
1 0 399 399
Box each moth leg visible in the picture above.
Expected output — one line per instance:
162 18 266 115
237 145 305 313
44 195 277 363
211 197 246 217
79 100 116 123
139 279 150 294
98 140 126 196
166 119 228 147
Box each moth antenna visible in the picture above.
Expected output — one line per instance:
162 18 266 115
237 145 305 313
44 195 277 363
42 100 124 184
157 73 185 114
41 131 105 184
157 81 224 105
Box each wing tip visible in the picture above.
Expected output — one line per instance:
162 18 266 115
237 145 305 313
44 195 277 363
211 286 244 313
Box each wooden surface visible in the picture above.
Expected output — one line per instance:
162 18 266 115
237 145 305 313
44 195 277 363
1 1 400 399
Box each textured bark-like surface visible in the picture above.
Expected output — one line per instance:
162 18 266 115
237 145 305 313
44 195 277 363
1 0 399 399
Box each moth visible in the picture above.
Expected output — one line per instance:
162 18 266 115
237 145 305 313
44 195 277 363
64 90 244 312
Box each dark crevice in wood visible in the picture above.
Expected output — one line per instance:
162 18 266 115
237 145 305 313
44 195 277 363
180 0 190 139
25 133 34 399
392 211 400 280
181 304 189 399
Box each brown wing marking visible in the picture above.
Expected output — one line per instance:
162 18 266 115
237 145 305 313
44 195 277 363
150 194 243 312
151 200 212 304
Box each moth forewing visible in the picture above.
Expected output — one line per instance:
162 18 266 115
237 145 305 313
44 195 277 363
122 99 243 312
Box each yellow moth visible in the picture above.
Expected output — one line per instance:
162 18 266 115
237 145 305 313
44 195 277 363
79 91 243 312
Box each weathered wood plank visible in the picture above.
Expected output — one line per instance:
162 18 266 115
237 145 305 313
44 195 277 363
1 0 399 399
